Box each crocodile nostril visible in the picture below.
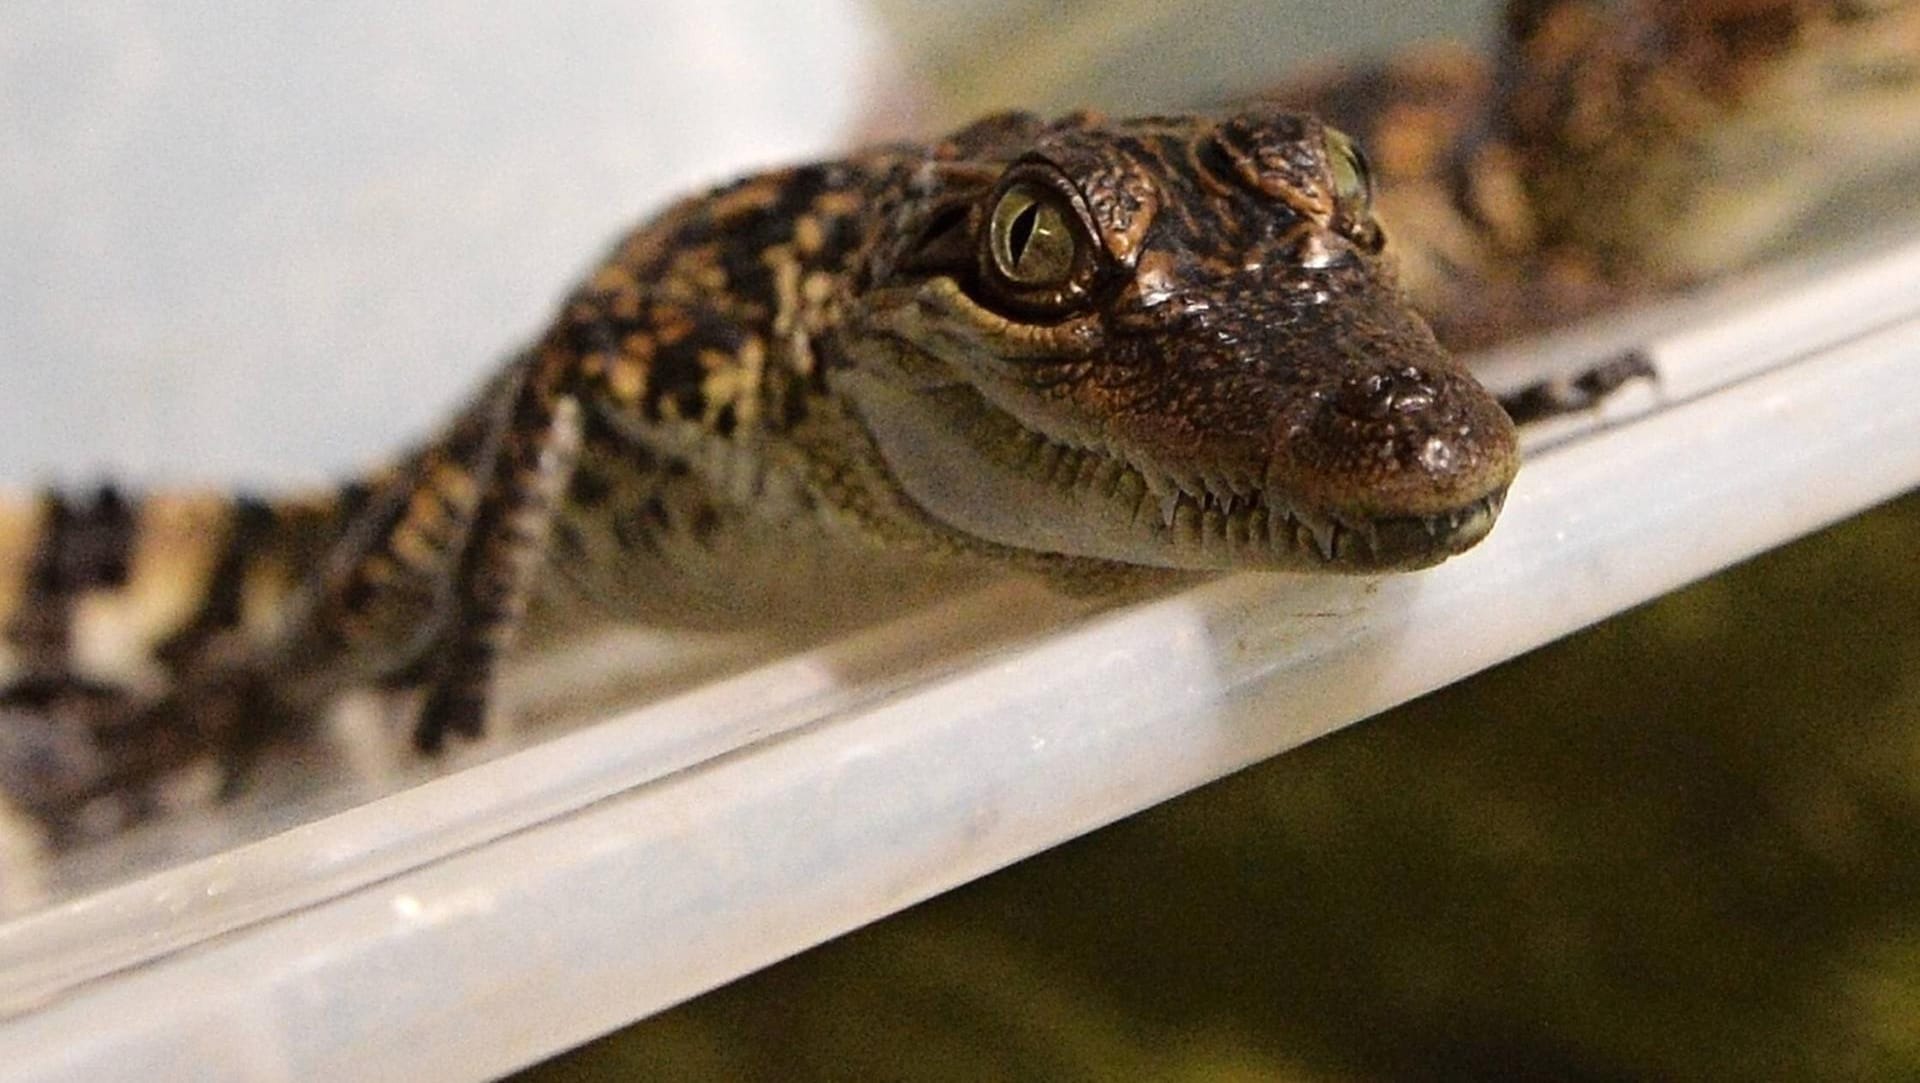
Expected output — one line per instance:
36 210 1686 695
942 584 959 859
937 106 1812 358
1269 360 1519 522
1331 366 1437 422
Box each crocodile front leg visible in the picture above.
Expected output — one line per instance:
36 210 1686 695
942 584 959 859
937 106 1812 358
414 360 584 753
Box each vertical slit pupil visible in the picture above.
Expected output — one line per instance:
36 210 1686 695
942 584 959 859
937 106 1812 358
1008 202 1041 264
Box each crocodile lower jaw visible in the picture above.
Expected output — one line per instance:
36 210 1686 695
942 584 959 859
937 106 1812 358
854 382 1505 573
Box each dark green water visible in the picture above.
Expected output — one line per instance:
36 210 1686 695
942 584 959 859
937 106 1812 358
529 492 1920 1080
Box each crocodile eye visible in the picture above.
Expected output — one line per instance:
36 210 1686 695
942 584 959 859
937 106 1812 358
1325 127 1375 213
988 183 1079 288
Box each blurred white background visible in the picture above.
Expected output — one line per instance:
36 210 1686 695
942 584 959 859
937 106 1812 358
0 3 889 484
0 1 1490 486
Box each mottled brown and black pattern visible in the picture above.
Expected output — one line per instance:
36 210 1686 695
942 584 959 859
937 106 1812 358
0 485 350 830
4 488 138 685
1266 0 1920 351
5 0 1916 842
1 103 1517 837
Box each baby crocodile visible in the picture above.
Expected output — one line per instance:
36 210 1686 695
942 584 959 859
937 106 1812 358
0 107 1516 836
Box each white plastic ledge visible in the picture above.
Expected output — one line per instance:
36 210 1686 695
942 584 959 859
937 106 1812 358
4 236 1920 1081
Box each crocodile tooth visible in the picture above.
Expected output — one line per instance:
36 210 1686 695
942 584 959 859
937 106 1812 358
1296 517 1318 556
1296 509 1340 562
1159 488 1184 528
1168 469 1204 503
1137 463 1178 502
1207 473 1237 513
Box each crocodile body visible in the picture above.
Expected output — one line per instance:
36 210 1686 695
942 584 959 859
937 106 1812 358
1273 0 1920 349
4 0 1917 840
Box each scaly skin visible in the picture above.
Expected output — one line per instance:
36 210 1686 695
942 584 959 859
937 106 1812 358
6 0 1918 841
1271 0 1920 349
0 105 1516 839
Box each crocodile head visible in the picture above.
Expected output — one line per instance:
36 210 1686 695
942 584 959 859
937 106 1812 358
835 108 1518 572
